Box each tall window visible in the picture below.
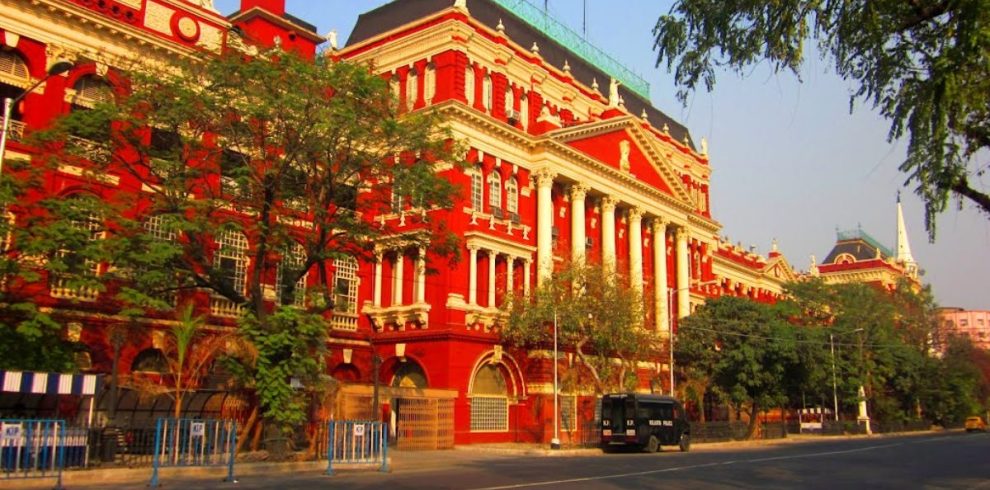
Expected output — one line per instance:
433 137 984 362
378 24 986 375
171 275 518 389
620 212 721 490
487 171 501 212
212 230 247 317
51 199 102 301
391 186 404 214
405 69 418 109
520 92 529 130
470 164 484 211
504 85 514 117
505 177 518 214
142 214 179 307
470 364 508 432
482 74 493 112
464 62 475 107
277 242 307 307
424 63 436 104
331 256 359 331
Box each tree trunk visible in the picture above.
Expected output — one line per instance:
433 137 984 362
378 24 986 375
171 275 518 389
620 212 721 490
251 419 264 452
745 402 761 440
237 406 259 453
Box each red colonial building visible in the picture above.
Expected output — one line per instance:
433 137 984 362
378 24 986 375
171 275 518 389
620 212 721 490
0 0 795 447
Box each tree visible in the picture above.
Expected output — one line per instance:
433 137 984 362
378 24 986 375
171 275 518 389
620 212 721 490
501 263 657 394
28 47 462 434
653 0 990 237
677 296 797 438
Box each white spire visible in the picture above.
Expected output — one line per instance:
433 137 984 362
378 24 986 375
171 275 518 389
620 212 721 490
895 192 918 276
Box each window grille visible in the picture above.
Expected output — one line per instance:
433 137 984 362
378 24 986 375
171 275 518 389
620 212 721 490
505 177 518 213
560 395 577 433
142 215 178 307
470 396 508 432
391 187 403 214
331 256 359 331
212 230 247 317
51 211 101 301
0 51 29 81
277 243 307 307
487 172 501 209
470 165 484 211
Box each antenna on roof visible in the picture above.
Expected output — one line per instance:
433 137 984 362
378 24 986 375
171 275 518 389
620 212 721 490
583 0 587 37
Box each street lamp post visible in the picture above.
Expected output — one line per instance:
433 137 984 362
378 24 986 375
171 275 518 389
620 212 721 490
0 60 75 176
829 328 868 431
551 309 560 450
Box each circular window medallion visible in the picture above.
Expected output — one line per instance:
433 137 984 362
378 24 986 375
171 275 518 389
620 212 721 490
172 14 201 43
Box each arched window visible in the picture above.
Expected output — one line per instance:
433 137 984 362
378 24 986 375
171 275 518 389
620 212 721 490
505 177 518 215
391 360 428 388
0 50 29 82
487 170 501 213
470 164 484 211
212 230 247 317
131 348 168 373
464 62 475 107
470 364 508 432
424 63 436 104
331 256 359 331
0 51 30 124
277 242 307 307
71 75 113 110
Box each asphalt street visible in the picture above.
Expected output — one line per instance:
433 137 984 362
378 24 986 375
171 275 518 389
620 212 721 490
13 431 990 489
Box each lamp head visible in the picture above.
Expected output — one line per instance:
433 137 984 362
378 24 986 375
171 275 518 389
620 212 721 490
47 61 74 77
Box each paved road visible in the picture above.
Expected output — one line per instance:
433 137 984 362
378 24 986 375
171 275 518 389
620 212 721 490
16 431 990 489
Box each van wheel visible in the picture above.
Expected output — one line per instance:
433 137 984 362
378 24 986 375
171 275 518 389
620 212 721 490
679 434 691 452
647 436 660 453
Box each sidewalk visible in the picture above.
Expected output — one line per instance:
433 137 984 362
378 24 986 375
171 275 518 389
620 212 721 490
6 429 950 488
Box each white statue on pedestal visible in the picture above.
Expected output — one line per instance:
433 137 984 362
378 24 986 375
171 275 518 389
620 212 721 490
608 78 620 108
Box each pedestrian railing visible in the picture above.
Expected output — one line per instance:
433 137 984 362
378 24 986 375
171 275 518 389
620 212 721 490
149 418 237 488
325 420 388 475
0 419 66 489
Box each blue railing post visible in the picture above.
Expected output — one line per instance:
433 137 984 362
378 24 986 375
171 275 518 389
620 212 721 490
380 422 389 473
149 418 164 488
55 421 65 490
225 420 237 483
325 421 335 476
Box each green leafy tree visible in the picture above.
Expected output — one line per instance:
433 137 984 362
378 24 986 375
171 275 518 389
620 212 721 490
654 0 990 236
678 296 797 438
27 47 462 434
502 263 656 393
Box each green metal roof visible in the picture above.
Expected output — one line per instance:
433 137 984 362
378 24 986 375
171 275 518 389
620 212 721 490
837 228 893 259
489 0 651 99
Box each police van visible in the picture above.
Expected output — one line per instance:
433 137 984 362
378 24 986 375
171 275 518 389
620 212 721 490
600 393 691 452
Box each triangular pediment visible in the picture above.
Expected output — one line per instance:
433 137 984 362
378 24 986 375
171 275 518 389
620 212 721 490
764 254 799 282
549 117 692 205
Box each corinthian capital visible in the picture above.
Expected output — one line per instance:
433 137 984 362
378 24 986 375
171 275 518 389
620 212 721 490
627 207 644 222
569 183 589 201
600 195 618 212
532 168 556 188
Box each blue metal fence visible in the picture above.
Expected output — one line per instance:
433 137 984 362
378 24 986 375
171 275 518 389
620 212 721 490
325 420 388 475
149 418 237 488
0 419 66 489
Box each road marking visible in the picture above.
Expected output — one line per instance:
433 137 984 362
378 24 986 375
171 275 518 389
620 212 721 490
469 438 947 490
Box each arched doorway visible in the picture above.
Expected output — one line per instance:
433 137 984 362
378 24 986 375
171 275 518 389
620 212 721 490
391 360 428 389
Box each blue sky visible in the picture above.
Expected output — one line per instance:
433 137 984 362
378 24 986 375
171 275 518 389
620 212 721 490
214 0 990 310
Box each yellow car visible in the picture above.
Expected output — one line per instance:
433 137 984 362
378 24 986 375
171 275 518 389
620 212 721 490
965 416 987 432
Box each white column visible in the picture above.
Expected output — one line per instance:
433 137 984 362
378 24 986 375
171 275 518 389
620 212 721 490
507 256 516 295
570 184 589 266
373 252 383 307
468 245 479 305
601 196 618 272
487 249 497 307
628 207 643 292
416 247 426 304
652 219 669 335
393 250 405 306
675 227 690 319
524 258 532 296
534 168 556 286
